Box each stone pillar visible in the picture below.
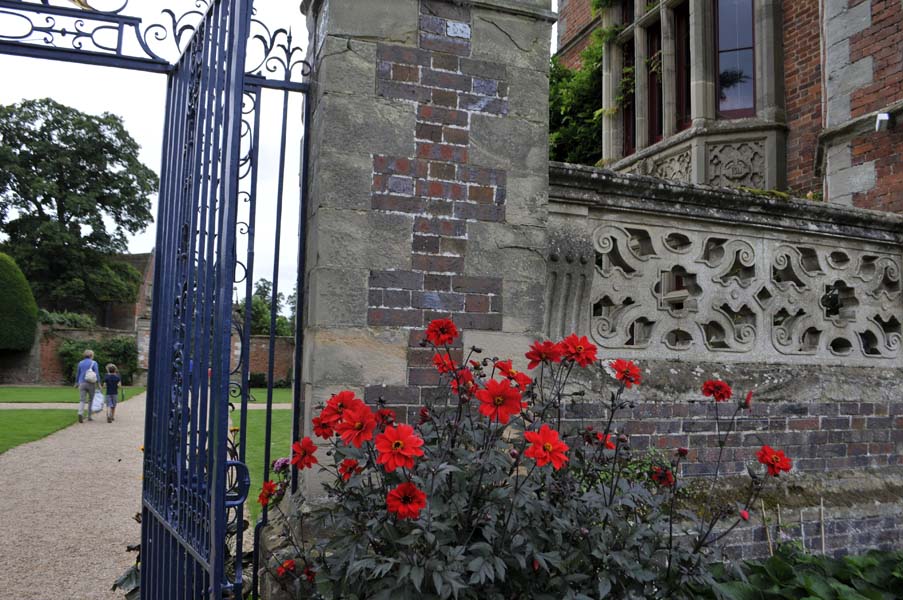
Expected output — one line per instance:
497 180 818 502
300 0 555 469
660 3 677 138
688 0 715 125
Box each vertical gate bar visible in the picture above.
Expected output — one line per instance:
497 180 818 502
291 91 312 494
233 85 263 598
210 0 252 596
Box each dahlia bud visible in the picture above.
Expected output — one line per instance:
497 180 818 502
579 527 589 537
742 390 754 409
418 406 431 424
509 449 519 459
585 425 594 432
677 447 689 457
739 509 750 521
618 434 629 444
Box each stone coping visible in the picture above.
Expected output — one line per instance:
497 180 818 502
549 162 903 246
300 0 558 22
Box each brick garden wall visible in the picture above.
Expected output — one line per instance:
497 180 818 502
556 0 595 69
783 0 823 196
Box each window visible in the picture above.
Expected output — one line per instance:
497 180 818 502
715 0 755 118
622 0 635 24
622 42 636 156
674 2 691 129
647 21 663 144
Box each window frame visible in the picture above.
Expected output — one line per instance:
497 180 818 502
714 0 756 119
674 1 692 130
647 20 663 145
622 42 637 157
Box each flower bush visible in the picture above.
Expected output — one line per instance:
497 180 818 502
263 320 793 599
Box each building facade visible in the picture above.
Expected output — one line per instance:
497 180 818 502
555 0 903 211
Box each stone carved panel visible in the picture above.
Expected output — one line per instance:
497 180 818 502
707 140 765 188
652 149 692 183
590 221 902 365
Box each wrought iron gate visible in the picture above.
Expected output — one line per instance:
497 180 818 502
0 1 310 598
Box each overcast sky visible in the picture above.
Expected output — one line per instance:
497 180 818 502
2 0 557 309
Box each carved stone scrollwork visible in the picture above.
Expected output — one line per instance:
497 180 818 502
707 140 766 189
589 220 903 365
652 149 691 183
545 231 595 341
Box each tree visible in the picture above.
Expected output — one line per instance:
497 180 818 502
0 98 158 313
237 279 292 337
0 252 38 351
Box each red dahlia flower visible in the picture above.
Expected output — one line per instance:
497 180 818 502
702 380 733 402
338 458 363 481
258 480 277 506
432 353 458 374
610 359 642 388
596 432 616 450
651 466 676 487
561 334 598 368
335 403 377 448
475 378 523 424
418 406 431 424
375 424 425 472
291 437 318 470
312 417 333 439
524 424 570 469
276 559 295 577
320 391 364 426
425 318 459 347
451 368 477 397
740 509 749 521
386 481 427 519
376 408 396 426
742 390 754 409
757 445 792 476
525 340 563 370
496 360 532 389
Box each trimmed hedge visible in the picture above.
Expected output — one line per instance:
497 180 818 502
58 336 138 385
0 252 38 351
38 309 97 329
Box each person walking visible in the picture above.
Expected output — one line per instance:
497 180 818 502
76 349 100 423
103 363 121 423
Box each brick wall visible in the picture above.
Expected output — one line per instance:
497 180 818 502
556 0 596 69
366 0 511 418
848 0 903 212
783 0 823 196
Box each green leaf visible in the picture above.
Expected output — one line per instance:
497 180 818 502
714 581 763 600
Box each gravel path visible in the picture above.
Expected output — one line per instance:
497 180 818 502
0 394 146 599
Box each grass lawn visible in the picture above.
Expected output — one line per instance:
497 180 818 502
248 388 293 404
0 386 146 403
241 409 294 522
0 409 78 454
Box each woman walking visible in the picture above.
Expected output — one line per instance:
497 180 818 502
76 349 100 423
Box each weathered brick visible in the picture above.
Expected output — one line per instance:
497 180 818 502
369 270 424 290
458 94 508 115
421 0 471 22
424 274 451 291
459 57 506 80
430 88 459 108
465 293 490 313
421 68 473 92
413 217 466 237
419 32 471 56
419 14 446 35
442 126 470 145
429 161 457 180
383 289 412 308
416 122 443 142
377 80 431 103
365 385 421 405
377 44 430 67
391 63 420 82
412 254 465 273
431 53 459 72
412 234 441 253
412 290 465 311
417 142 468 163
439 237 467 255
368 308 423 327
452 276 502 294
408 367 441 386
418 105 469 126
453 201 504 221
372 194 425 213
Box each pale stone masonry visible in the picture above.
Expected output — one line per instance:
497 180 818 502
300 0 555 427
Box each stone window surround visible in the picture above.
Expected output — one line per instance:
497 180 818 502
601 0 784 187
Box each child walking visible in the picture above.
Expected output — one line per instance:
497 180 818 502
104 364 121 423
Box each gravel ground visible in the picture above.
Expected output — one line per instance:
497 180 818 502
0 395 146 599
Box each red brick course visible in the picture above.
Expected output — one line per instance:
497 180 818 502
557 0 596 69
783 0 823 196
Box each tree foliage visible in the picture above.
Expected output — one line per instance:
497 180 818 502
236 279 293 337
549 31 608 166
57 336 138 385
0 252 38 351
0 98 158 312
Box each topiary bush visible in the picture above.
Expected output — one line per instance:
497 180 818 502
0 252 38 351
57 336 138 385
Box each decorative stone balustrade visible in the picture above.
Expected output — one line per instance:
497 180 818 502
548 163 903 367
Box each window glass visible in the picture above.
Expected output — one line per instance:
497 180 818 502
674 2 691 129
716 0 754 117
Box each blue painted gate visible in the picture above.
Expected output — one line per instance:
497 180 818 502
0 1 310 598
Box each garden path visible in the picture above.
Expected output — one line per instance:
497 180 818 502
0 402 279 410
0 394 145 599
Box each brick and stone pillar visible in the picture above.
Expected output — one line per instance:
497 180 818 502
299 0 555 456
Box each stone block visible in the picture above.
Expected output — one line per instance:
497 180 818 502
315 95 416 158
470 8 551 72
468 114 548 173
507 66 549 123
500 278 546 334
307 150 372 213
501 172 548 227
306 267 369 327
304 327 409 387
307 209 413 270
464 221 547 282
316 37 377 96
325 0 419 45
462 330 535 371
